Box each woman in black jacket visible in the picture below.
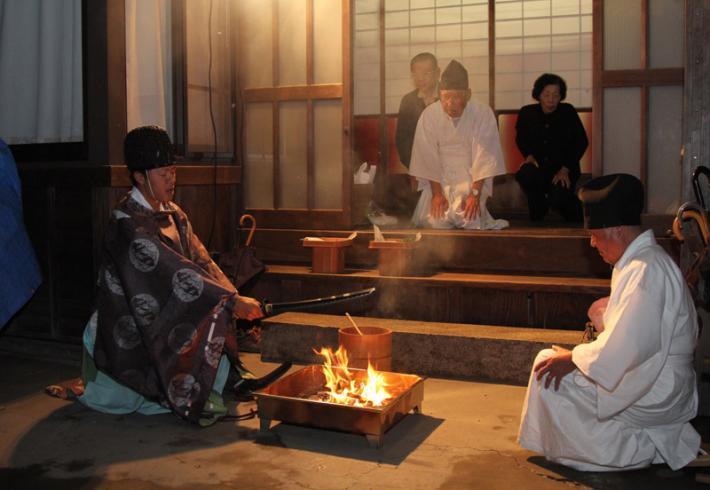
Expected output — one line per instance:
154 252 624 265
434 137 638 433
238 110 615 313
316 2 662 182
515 73 588 222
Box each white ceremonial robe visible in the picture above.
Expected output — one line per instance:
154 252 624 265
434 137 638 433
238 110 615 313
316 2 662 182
518 230 700 471
409 100 508 230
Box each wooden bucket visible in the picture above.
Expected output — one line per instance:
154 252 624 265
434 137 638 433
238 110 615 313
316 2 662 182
338 326 392 371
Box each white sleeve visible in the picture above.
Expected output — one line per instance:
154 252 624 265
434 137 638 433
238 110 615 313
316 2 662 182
469 106 506 183
572 267 663 393
409 110 442 184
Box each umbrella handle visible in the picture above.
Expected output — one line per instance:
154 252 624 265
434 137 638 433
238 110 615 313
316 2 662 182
240 214 256 247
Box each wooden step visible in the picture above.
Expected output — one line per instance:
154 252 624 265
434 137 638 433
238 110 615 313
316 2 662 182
260 312 582 386
249 265 610 329
248 225 677 278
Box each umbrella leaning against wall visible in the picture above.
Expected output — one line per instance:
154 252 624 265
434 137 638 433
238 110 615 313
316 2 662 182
218 214 265 296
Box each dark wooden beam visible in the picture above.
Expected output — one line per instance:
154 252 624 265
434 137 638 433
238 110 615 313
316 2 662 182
681 0 710 202
640 0 649 70
488 0 495 109
592 0 603 176
640 86 648 209
171 0 188 155
17 163 241 188
272 0 281 209
243 85 345 103
341 0 353 225
84 0 127 165
601 68 684 87
245 209 352 229
306 0 315 209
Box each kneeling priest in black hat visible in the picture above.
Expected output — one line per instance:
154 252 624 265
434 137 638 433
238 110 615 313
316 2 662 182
518 173 701 471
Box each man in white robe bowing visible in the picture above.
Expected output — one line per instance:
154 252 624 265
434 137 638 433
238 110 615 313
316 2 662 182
409 60 508 230
518 173 701 471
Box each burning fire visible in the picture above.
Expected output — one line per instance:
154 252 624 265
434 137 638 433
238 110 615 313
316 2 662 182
315 346 392 407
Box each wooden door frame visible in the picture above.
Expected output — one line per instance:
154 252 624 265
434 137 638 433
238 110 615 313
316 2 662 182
240 0 353 229
592 0 685 194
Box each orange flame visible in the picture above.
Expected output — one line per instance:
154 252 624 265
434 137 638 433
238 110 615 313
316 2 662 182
315 346 392 407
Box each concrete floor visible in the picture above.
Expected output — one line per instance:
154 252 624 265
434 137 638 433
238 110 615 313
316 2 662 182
0 352 708 489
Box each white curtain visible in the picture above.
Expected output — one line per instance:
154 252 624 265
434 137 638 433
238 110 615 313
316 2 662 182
0 0 83 144
125 0 173 136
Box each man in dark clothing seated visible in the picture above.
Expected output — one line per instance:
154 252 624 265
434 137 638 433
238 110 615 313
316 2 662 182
369 52 440 224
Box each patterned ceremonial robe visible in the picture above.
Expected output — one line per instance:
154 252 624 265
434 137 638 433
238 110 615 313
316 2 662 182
91 190 237 423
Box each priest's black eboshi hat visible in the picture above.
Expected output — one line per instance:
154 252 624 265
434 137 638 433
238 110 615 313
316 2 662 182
440 60 469 90
577 174 644 229
124 125 174 172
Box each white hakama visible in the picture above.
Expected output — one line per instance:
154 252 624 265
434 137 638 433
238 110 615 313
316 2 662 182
409 100 508 230
518 231 701 471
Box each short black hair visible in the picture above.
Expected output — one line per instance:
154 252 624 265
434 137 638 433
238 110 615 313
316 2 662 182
532 73 567 101
410 52 438 70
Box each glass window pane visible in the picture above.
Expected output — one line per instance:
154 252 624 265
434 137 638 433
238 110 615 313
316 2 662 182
385 27 409 45
356 11 379 30
386 0 410 11
412 9 435 26
278 0 307 85
412 26 436 43
314 101 343 209
462 4 487 22
437 6 462 25
524 18 551 36
279 102 308 208
126 0 172 134
604 0 642 69
186 0 232 154
496 1 522 21
187 90 232 153
649 0 683 68
386 10 410 28
603 88 641 176
463 21 488 40
524 53 551 74
314 0 342 83
552 0 580 16
525 1 550 18
497 20 522 38
237 0 272 88
647 86 683 213
354 18 380 114
463 38 488 57
551 16 579 35
524 35 551 53
244 103 274 209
